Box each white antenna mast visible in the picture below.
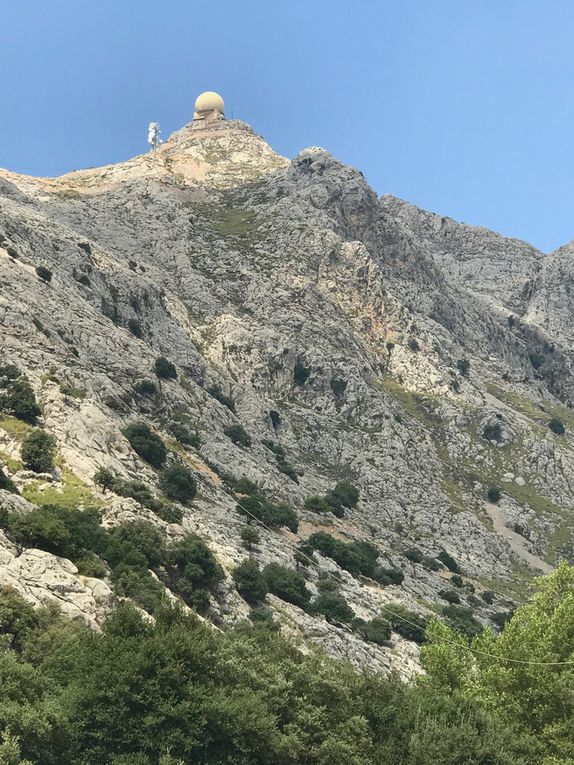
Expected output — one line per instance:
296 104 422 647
147 122 162 152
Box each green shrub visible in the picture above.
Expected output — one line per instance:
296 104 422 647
165 534 223 612
481 590 496 604
0 466 17 494
482 423 502 442
307 532 378 577
0 364 21 381
529 352 544 370
490 609 514 629
225 475 259 496
167 421 201 448
327 481 359 510
385 603 427 644
456 358 470 376
316 576 338 593
304 482 360 519
269 409 281 429
35 265 52 283
261 439 285 458
249 605 278 630
20 429 56 473
93 467 115 491
0 586 41 651
262 562 311 609
154 357 177 380
153 503 183 524
405 547 423 564
487 486 501 503
159 463 197 504
296 541 316 566
297 547 316 569
450 574 464 588
373 567 404 586
123 422 167 468
100 474 176 520
353 616 392 644
330 378 347 397
408 337 420 352
437 550 462 573
76 551 107 578
236 494 298 533
312 591 355 623
0 376 41 424
8 505 107 562
277 460 298 483
206 385 235 412
223 424 251 447
134 380 157 396
233 559 268 605
548 418 565 435
105 520 165 572
8 505 69 554
439 589 461 605
443 604 482 638
77 273 91 286
112 567 165 614
262 440 298 482
303 495 332 513
240 526 260 550
127 319 143 338
293 360 310 386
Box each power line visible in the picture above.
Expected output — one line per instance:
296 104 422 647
229 491 574 667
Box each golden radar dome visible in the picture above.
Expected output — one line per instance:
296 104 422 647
194 91 225 114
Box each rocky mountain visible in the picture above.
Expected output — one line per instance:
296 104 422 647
1 114 574 676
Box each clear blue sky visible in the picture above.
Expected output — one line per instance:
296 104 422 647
1 0 573 252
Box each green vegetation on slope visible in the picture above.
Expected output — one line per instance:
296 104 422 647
0 585 536 765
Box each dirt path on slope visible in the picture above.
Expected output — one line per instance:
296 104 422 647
484 502 553 574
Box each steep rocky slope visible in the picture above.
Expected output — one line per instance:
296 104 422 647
1 116 574 673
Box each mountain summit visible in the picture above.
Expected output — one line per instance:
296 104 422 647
1 96 574 674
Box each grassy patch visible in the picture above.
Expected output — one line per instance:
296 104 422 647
0 415 34 439
416 598 444 615
378 376 472 512
487 385 544 420
502 479 563 519
478 561 534 603
439 472 469 513
545 402 574 432
60 384 87 399
487 383 574 436
546 523 574 564
211 208 257 237
0 450 21 473
22 466 100 509
377 376 427 422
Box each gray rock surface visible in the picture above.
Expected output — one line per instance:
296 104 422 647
1 116 574 671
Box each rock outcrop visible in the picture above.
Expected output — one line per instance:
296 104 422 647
1 115 574 672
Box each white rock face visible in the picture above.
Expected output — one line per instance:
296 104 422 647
1 116 574 669
0 532 114 627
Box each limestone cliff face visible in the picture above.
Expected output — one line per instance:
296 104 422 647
1 118 574 673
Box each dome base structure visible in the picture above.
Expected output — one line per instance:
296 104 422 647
192 90 225 130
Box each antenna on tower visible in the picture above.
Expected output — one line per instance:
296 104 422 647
147 122 162 152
